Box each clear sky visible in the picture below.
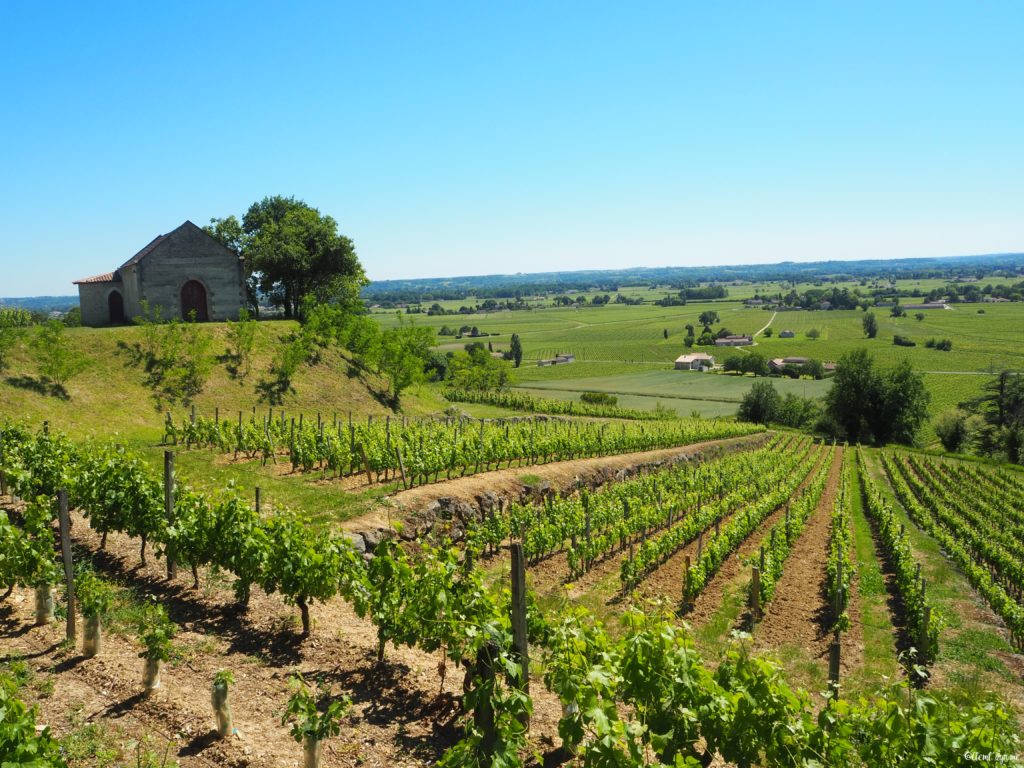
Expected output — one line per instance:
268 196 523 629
2 1 1022 295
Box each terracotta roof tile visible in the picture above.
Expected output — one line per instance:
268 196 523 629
73 271 120 284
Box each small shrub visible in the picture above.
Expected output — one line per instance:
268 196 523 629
137 603 175 662
580 391 617 406
281 674 350 743
893 335 916 347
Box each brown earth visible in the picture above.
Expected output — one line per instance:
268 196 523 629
751 448 861 674
1 505 567 767
652 444 831 628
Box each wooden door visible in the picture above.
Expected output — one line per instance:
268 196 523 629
107 290 125 324
180 280 209 321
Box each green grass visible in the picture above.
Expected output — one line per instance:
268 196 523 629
0 320 394 444
859 448 1022 701
0 321 434 520
514 386 738 418
845 456 901 693
518 369 832 403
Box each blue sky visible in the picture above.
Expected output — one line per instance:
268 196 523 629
1 2 1022 295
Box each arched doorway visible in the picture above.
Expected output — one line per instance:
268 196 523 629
180 280 209 321
108 290 125 324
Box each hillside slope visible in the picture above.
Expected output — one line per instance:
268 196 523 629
0 320 398 444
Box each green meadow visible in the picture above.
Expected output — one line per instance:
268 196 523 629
372 279 1024 444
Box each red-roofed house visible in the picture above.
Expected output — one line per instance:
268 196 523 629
73 221 246 326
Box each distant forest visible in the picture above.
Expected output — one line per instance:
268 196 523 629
362 253 1024 303
0 295 78 313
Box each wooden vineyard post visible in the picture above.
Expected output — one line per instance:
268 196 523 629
473 641 498 758
584 505 592 569
834 557 843 620
0 431 6 497
828 633 841 695
190 404 196 426
255 487 261 514
164 451 176 580
714 518 720 538
348 412 355 474
510 542 530 729
682 555 691 606
361 446 373 485
395 447 408 489
58 490 76 642
922 605 932 653
696 531 704 561
751 566 761 620
215 406 219 425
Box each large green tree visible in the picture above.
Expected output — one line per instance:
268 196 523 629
969 370 1024 463
509 333 523 368
825 349 929 445
737 380 780 424
862 312 878 338
207 196 366 319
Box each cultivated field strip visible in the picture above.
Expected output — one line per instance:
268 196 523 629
857 450 940 666
893 454 1024 600
826 454 853 630
167 408 763 486
882 451 1024 649
748 444 834 609
681 442 824 605
928 460 1024 534
469 432 787 570
623 437 818 593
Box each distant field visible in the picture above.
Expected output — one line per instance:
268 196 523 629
379 288 1024 443
519 369 832 403
514 386 739 418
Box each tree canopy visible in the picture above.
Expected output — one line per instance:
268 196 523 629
207 196 366 319
825 349 929 445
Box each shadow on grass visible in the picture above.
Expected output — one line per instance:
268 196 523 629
5 375 69 400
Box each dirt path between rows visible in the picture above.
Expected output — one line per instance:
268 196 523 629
680 445 830 628
1 506 567 768
752 448 861 674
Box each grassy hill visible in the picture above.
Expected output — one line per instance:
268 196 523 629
0 320 403 443
0 321 447 523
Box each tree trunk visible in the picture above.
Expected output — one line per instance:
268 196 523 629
298 597 310 636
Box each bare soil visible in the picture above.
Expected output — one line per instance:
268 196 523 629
752 448 860 673
648 445 831 627
1 506 567 767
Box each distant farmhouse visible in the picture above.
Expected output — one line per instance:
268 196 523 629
714 334 753 347
901 302 949 310
537 353 575 367
74 221 246 327
675 352 714 371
